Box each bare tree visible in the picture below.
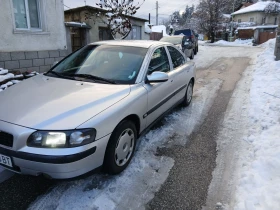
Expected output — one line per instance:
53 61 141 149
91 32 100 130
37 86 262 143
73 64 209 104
194 0 231 43
85 0 144 39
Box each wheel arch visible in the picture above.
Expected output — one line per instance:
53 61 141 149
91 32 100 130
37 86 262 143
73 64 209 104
119 114 141 137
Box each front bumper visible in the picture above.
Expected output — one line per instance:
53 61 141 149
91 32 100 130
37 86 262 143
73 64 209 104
0 120 110 179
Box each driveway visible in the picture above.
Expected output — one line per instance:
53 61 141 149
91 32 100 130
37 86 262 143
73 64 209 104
0 44 263 210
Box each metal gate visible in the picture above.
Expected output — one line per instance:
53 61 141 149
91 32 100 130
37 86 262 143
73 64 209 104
259 31 276 44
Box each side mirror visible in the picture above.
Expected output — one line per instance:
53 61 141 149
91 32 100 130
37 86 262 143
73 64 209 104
147 72 169 83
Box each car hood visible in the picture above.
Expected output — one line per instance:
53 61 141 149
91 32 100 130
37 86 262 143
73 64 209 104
0 75 130 130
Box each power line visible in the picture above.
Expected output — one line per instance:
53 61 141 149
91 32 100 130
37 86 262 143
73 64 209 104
64 4 71 9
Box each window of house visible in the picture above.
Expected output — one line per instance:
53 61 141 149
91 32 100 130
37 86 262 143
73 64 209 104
249 17 254 22
238 19 241 23
262 17 266 24
167 46 185 69
12 0 41 30
275 17 278 25
148 47 170 75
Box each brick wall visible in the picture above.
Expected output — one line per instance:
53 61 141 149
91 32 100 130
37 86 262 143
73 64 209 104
0 50 70 73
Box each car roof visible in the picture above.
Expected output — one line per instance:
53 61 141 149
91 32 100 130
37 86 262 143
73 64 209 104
91 40 169 49
161 35 184 38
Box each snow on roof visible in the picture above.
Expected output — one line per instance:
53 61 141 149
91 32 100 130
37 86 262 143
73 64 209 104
232 1 271 15
151 25 168 36
145 22 154 33
237 25 278 30
65 22 91 28
223 14 231 19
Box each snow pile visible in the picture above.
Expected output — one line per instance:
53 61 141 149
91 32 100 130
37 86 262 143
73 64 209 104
214 39 253 46
234 38 280 209
29 79 221 210
0 68 38 92
151 25 169 36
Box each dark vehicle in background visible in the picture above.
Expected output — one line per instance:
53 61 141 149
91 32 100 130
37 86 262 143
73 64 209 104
174 29 198 55
160 36 194 60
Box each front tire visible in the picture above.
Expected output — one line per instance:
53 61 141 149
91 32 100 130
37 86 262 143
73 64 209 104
103 120 137 174
182 80 193 107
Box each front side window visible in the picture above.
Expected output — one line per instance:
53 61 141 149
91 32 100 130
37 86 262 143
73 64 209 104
13 0 41 30
48 45 147 84
148 47 170 75
167 46 185 69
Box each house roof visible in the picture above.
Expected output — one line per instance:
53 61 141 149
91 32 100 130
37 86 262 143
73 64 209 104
237 24 278 30
64 5 148 22
232 1 272 15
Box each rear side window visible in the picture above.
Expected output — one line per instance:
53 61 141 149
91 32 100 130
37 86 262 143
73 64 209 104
148 47 170 75
167 46 185 69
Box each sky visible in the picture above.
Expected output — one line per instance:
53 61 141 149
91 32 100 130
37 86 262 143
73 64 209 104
63 0 200 24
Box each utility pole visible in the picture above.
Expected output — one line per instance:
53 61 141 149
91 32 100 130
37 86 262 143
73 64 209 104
156 1 159 25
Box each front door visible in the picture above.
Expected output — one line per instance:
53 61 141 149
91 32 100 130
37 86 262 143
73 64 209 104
142 47 176 126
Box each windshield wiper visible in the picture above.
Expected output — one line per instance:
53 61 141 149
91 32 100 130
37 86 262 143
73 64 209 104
46 71 76 80
65 73 117 84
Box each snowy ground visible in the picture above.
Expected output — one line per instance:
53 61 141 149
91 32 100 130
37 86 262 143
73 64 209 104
232 39 280 209
215 39 254 46
202 38 280 210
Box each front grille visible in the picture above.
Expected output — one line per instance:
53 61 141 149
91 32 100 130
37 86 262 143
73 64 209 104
0 131 14 147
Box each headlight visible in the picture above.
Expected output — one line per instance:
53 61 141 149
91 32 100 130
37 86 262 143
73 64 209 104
27 129 96 148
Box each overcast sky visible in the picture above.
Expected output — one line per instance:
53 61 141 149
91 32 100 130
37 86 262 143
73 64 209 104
64 0 200 23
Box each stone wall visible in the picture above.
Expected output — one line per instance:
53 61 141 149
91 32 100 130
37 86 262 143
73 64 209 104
0 50 70 73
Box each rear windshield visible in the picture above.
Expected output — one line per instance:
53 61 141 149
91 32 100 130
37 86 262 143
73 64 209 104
160 37 183 45
174 29 191 36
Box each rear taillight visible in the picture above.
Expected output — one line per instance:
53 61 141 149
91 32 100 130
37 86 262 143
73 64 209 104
191 35 194 39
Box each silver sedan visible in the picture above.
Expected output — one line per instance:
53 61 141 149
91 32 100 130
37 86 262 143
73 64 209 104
0 40 196 179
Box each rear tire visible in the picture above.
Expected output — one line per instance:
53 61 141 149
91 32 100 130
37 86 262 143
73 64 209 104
182 80 193 107
103 120 137 175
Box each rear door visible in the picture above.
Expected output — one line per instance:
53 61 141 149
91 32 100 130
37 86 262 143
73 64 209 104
142 47 177 126
166 46 191 103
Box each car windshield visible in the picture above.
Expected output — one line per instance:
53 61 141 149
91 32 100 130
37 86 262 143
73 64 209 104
160 37 183 45
47 45 148 84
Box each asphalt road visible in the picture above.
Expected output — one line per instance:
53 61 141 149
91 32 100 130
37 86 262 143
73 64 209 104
147 57 250 210
0 47 258 210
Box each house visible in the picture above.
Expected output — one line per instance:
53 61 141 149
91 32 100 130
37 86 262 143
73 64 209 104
232 1 280 44
0 0 69 72
64 6 148 51
232 1 279 26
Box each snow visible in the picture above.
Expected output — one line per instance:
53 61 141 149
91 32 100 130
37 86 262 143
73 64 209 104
232 2 272 15
151 25 169 36
29 75 221 210
0 73 14 83
237 25 278 30
65 22 87 27
214 39 253 46
0 69 8 75
233 38 280 210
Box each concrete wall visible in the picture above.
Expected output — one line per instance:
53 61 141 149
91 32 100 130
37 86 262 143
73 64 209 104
0 0 67 52
0 49 69 73
233 12 280 25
